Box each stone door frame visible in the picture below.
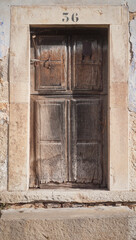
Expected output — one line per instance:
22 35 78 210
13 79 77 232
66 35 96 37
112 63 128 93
9 5 129 191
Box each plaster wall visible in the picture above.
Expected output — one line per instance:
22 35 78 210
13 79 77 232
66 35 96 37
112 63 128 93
0 0 136 191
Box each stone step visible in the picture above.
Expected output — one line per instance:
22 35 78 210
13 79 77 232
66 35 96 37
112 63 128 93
0 206 136 240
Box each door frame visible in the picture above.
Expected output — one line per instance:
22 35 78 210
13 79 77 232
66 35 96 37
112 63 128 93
9 5 128 191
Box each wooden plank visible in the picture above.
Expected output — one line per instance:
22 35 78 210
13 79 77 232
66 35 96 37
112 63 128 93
72 33 104 91
70 97 104 185
35 98 68 185
35 35 67 91
39 182 103 189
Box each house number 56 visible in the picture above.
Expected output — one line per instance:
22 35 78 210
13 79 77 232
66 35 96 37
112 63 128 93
62 13 79 22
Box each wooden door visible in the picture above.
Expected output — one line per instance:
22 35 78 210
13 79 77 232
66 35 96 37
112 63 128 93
30 28 108 189
35 35 67 91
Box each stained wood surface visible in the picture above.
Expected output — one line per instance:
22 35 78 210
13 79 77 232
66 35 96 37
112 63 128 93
30 28 108 189
70 98 103 184
35 98 67 184
35 35 67 91
72 35 103 91
31 28 107 95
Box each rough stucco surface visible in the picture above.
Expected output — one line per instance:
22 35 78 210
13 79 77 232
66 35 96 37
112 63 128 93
129 111 136 190
129 16 136 190
0 207 136 240
129 18 136 112
0 0 136 191
127 0 136 12
0 28 9 191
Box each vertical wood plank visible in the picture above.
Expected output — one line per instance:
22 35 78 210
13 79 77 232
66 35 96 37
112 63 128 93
35 98 68 185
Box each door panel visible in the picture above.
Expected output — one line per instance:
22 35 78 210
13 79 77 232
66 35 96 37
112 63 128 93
75 143 102 183
40 103 62 141
35 35 67 91
76 100 102 141
72 35 103 91
35 98 67 184
70 98 103 184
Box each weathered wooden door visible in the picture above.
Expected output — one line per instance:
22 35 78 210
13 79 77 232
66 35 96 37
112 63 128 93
30 28 108 189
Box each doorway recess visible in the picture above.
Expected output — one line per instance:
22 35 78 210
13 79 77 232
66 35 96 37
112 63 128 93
30 27 108 189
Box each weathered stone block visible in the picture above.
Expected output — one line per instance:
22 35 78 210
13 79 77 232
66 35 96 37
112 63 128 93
0 103 9 191
0 207 136 240
0 162 7 191
0 81 8 102
129 111 136 190
8 103 29 191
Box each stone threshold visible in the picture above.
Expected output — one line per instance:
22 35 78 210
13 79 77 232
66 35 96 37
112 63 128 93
1 206 134 219
1 189 136 204
0 207 136 240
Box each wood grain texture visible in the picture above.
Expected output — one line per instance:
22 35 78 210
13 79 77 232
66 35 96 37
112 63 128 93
35 35 67 91
70 98 104 184
30 28 108 189
72 33 104 92
35 98 67 184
